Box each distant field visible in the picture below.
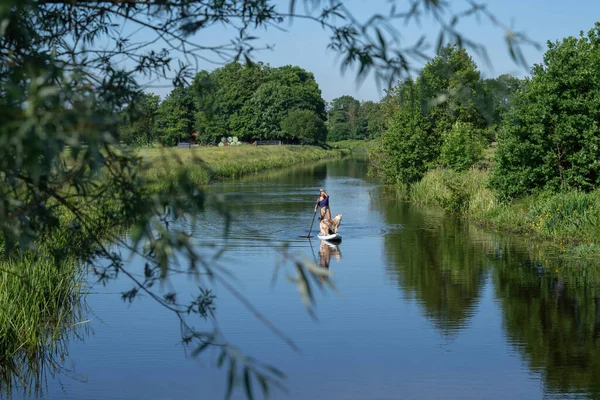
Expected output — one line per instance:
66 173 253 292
138 144 350 188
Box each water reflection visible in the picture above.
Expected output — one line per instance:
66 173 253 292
374 190 486 337
317 240 342 283
24 156 600 399
491 250 600 397
372 186 600 396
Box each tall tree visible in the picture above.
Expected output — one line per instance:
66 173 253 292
480 74 524 138
491 23 600 197
357 100 385 139
420 44 487 137
245 65 326 140
280 109 327 144
376 45 493 184
195 62 268 143
381 79 437 185
118 93 161 147
189 63 325 143
154 86 195 146
327 95 361 141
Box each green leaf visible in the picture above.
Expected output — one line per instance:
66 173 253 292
225 359 236 400
243 367 254 400
191 340 211 357
217 350 227 368
257 375 269 398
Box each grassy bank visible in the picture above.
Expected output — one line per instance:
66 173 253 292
409 168 600 255
140 145 350 190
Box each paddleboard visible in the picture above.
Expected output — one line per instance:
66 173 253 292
317 233 342 241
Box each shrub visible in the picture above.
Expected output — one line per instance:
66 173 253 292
440 121 485 171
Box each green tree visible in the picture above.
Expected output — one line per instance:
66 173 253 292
420 44 487 137
156 103 193 146
327 95 361 141
118 93 161 147
193 62 268 143
245 65 326 141
491 23 600 198
357 100 385 139
479 74 523 140
190 63 325 143
280 109 327 145
381 79 437 185
154 87 195 146
377 45 489 185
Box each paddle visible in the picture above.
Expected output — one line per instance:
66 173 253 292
300 202 319 238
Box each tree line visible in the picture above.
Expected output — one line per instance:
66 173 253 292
118 62 387 147
123 29 597 203
376 22 600 200
376 43 523 185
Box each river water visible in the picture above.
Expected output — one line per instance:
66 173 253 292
35 157 600 399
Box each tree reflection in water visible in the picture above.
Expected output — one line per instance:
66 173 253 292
491 251 600 397
376 191 487 338
373 186 600 396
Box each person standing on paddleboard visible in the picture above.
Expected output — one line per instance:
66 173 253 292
315 188 331 221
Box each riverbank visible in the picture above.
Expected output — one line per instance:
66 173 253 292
140 145 350 191
328 139 380 153
408 167 600 256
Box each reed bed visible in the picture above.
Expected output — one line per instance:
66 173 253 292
0 250 86 396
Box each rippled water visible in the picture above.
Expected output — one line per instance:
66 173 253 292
32 157 600 399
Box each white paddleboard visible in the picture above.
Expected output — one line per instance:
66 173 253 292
317 233 342 241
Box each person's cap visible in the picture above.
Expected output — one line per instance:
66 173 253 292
319 188 324 192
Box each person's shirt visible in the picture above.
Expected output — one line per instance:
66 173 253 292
317 195 329 207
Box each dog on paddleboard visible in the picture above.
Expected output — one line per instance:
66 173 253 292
319 213 343 236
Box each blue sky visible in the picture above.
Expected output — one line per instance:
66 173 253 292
130 0 600 102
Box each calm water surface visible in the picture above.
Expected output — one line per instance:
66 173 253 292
37 157 600 399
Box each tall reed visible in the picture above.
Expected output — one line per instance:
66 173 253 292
0 251 87 398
